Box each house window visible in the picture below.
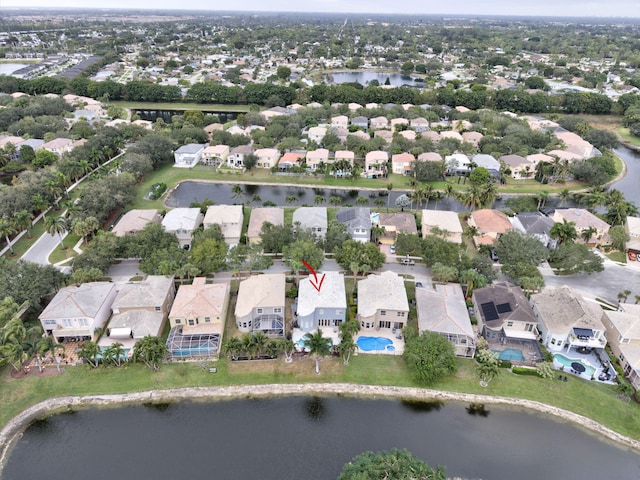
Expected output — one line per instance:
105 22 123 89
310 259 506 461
63 319 72 327
204 317 211 323
175 319 181 324
318 309 324 315
380 310 386 316
397 312 404 317
257 308 263 314
551 338 556 345
155 306 161 312
274 307 283 314
380 321 391 329
188 319 197 326
79 318 88 327
506 321 514 327
319 319 331 327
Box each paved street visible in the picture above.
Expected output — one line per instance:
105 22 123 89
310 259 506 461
21 231 65 266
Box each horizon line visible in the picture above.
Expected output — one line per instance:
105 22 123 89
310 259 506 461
1 6 639 20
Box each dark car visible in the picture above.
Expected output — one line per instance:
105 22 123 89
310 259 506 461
490 250 498 262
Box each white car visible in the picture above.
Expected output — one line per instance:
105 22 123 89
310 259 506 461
390 245 396 254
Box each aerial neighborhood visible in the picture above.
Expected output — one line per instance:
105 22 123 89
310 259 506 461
2 10 640 454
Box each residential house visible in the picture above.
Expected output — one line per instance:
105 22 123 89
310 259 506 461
421 210 463 244
331 115 349 129
417 152 443 162
16 138 44 154
161 207 204 249
348 102 363 111
462 131 484 147
39 282 117 343
41 137 73 157
445 153 470 175
308 126 327 143
254 148 281 169
472 154 501 178
293 207 327 240
294 271 346 333
547 149 583 162
112 209 162 237
422 131 441 143
416 283 475 358
227 145 252 169
410 117 429 133
364 151 388 178
334 150 355 168
625 216 640 262
235 273 286 337
378 212 417 245
203 205 244 247
247 207 284 244
167 278 230 359
472 282 539 343
365 102 379 110
440 131 464 142
99 276 175 353
399 130 416 141
278 152 304 170
530 286 606 354
500 154 533 179
551 208 610 245
357 271 409 332
173 143 205 168
603 303 640 388
390 118 409 131
527 153 553 167
336 207 371 243
391 153 415 175
555 131 595 159
468 209 513 246
201 145 229 166
306 148 330 171
512 212 557 248
370 116 389 130
351 116 368 131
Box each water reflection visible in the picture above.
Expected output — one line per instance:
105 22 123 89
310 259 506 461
466 403 490 417
304 396 327 422
143 402 172 413
400 399 444 413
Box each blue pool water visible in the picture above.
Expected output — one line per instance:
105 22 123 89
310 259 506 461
357 336 394 352
554 353 596 377
171 345 215 357
492 348 525 362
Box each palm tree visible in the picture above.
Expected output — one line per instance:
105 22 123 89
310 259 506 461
223 336 243 360
133 335 167 371
476 349 500 387
550 219 577 245
479 182 498 208
339 319 360 339
31 194 49 219
231 184 245 202
36 335 64 372
249 331 269 358
558 188 571 207
285 195 297 205
462 225 479 243
355 196 369 206
329 196 342 207
251 194 263 206
13 210 33 238
0 340 28 373
46 216 68 249
110 342 125 367
374 198 385 209
0 216 17 255
79 340 99 368
279 338 296 362
536 190 549 210
176 263 200 282
459 269 487 299
302 328 332 375
580 226 598 244
314 195 325 206
337 335 357 365
386 183 393 211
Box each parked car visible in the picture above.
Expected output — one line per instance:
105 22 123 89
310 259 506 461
390 245 396 254
490 250 498 262
415 282 423 288
400 257 415 266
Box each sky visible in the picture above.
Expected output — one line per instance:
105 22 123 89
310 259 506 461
2 0 639 18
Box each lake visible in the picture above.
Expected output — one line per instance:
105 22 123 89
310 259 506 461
323 71 423 87
0 63 30 75
3 396 640 480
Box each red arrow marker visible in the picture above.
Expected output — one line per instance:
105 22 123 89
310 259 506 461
302 260 326 293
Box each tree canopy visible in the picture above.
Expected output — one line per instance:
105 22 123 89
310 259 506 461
402 331 457 385
338 449 447 480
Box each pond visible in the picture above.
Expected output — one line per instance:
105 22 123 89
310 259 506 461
3 396 640 480
323 71 423 87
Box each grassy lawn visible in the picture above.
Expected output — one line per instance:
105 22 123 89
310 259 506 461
606 250 627 263
111 101 252 113
618 127 640 148
2 216 49 260
48 233 81 264
2 356 639 439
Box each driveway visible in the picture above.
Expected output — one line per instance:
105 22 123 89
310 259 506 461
22 231 65 266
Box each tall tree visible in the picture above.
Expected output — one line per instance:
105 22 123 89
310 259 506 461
302 328 332 375
402 331 457 385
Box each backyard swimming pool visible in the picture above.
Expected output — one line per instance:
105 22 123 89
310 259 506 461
492 348 525 362
554 353 596 377
357 336 395 352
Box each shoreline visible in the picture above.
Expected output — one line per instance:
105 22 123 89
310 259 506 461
1 383 640 472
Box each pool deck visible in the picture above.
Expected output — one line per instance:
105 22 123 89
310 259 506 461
553 348 616 384
354 331 405 356
487 338 542 366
